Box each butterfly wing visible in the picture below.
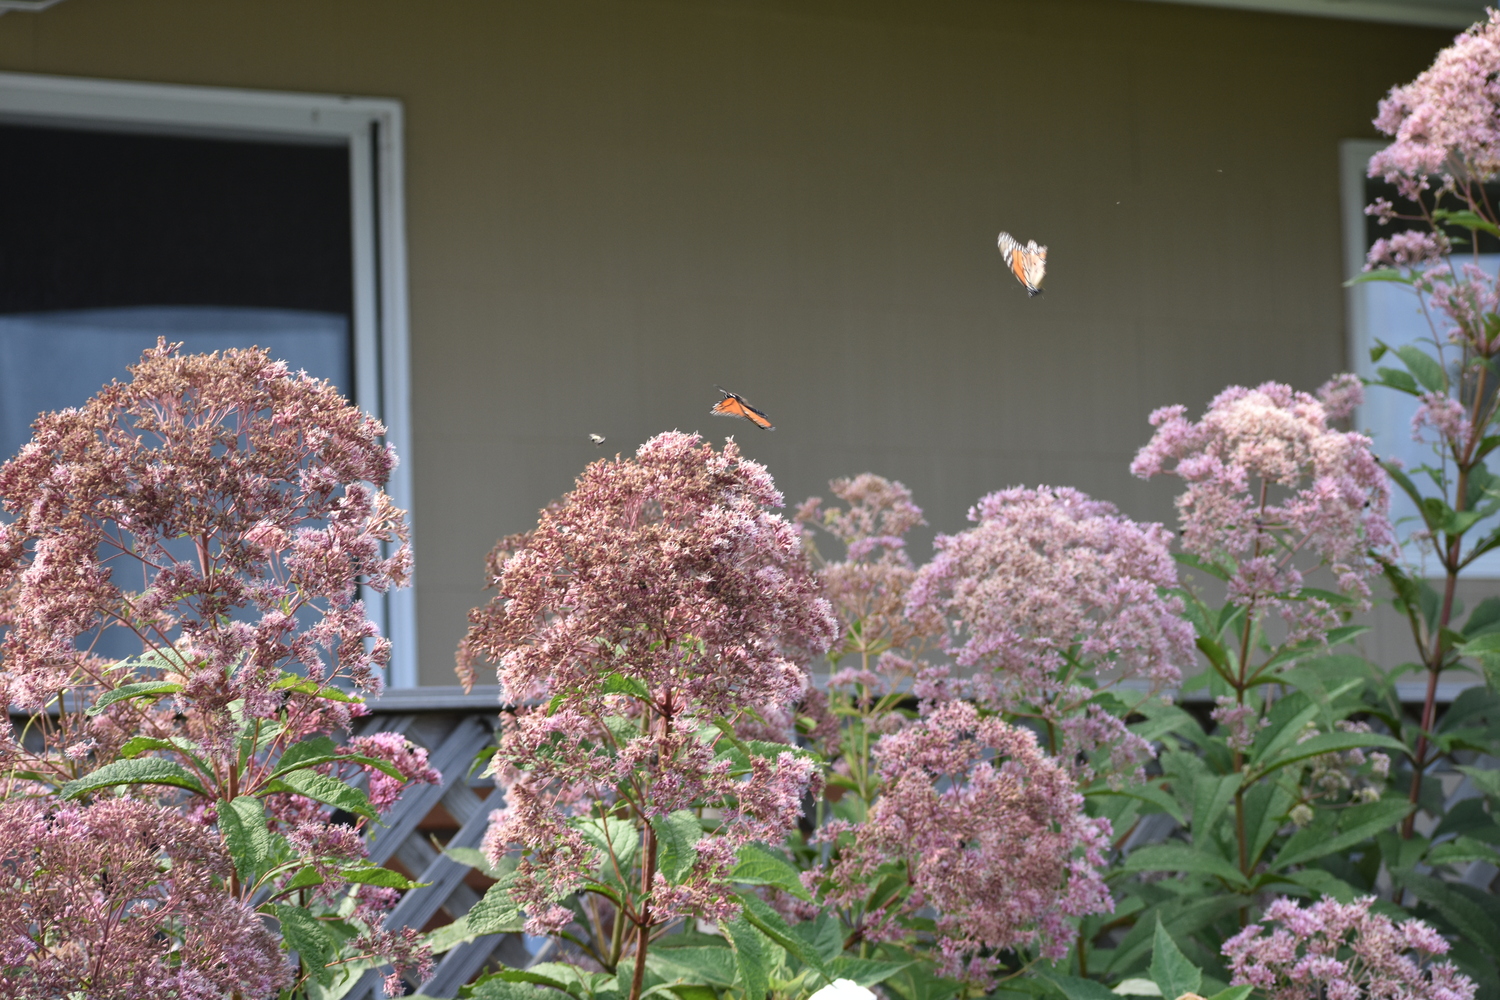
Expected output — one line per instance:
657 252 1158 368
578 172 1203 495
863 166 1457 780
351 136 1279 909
711 391 775 430
1021 242 1047 297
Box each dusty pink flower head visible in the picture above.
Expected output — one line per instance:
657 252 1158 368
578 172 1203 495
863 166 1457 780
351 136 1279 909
0 797 287 998
1132 382 1394 643
1318 374 1365 422
812 701 1112 987
348 731 442 811
1370 10 1500 199
1365 230 1451 271
797 475 943 685
1413 392 1471 447
0 341 411 738
460 432 836 930
1224 896 1475 1000
1429 263 1500 352
906 486 1192 776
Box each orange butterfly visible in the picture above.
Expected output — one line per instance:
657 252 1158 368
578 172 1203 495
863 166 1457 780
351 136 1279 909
997 231 1047 297
711 386 774 430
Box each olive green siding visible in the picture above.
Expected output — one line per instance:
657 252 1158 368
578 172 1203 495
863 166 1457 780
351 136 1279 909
0 0 1456 684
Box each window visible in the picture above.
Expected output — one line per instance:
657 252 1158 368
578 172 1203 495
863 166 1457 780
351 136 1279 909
1341 138 1500 576
0 71 416 685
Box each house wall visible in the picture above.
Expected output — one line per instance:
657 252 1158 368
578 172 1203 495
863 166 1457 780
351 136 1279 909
0 0 1458 685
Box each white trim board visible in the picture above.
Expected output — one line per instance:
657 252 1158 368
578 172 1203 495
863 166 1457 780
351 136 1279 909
1125 0 1484 27
0 71 418 687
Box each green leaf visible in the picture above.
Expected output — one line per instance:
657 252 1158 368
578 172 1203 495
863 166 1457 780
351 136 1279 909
1205 988 1254 1000
117 736 179 758
340 863 424 889
1433 207 1500 238
1150 917 1203 1000
724 914 770 1000
1398 871 1500 943
1428 836 1500 867
1396 345 1447 392
1272 797 1412 870
575 815 640 885
732 843 812 901
274 735 341 773
271 673 363 703
1089 783 1186 825
646 947 738 987
465 980 554 1000
262 770 376 821
829 957 914 988
85 681 182 716
1122 843 1248 888
1044 974 1120 1000
1190 773 1243 843
219 795 273 883
735 891 831 981
282 865 326 893
466 874 526 934
791 913 844 964
1457 766 1500 803
1252 731 1409 781
1248 693 1319 767
1374 366 1419 394
60 757 208 799
274 903 336 983
652 810 705 885
1347 269 1415 286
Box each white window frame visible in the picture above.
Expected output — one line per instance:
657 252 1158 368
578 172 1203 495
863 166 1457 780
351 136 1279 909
0 71 418 686
1341 137 1500 578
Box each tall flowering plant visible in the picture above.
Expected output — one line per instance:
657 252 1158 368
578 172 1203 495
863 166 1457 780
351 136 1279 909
1357 8 1500 843
792 478 1126 994
1099 379 1412 984
456 432 838 1000
0 343 438 998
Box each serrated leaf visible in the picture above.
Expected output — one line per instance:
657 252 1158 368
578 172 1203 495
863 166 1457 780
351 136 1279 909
646 947 738 987
1398 871 1500 943
271 673 362 703
732 842 812 901
282 865 326 893
85 681 182 716
724 914 770 1000
219 795 273 883
340 863 424 889
1272 797 1412 870
1191 773 1242 843
466 874 526 934
575 815 640 885
1045 974 1120 1000
1088 782 1186 825
653 810 704 885
60 757 208 799
1122 843 1248 888
1252 731 1409 781
829 957 914 988
1150 917 1203 1000
262 770 376 821
275 903 336 983
1205 988 1253 1000
1347 270 1415 287
735 890 831 981
117 736 179 758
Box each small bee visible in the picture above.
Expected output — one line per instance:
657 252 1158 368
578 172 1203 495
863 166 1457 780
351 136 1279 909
588 433 606 446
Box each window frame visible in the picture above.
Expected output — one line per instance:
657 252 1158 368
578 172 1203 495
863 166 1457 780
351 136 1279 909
0 70 418 686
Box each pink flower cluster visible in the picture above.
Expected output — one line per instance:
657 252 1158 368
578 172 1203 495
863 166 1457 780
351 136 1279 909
1131 380 1394 643
796 475 943 688
0 797 287 998
460 432 836 931
812 701 1112 987
1224 896 1475 1000
1365 231 1450 271
1369 10 1500 199
0 341 411 736
1412 392 1470 448
348 731 442 811
905 485 1192 777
